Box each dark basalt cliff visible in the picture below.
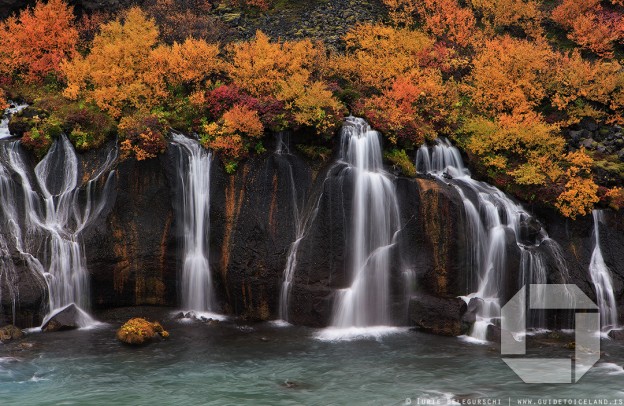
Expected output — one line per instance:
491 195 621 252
1 134 623 332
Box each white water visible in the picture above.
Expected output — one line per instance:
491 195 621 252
172 133 215 313
416 139 568 340
0 103 28 140
0 136 115 326
589 210 618 330
329 117 401 329
277 132 306 322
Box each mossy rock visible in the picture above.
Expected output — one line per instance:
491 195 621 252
116 318 169 345
7 107 48 138
0 325 24 342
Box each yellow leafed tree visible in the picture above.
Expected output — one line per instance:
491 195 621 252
334 24 435 91
62 7 160 117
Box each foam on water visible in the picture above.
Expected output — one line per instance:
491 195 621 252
173 310 228 322
595 363 624 376
314 326 408 342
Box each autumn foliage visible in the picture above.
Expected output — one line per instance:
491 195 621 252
551 0 624 57
0 0 78 82
118 113 168 161
1 0 623 217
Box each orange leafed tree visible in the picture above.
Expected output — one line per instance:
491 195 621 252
226 31 326 98
62 7 160 117
147 37 221 97
334 24 436 91
382 0 419 26
555 149 599 219
551 0 624 57
201 104 264 161
469 36 556 117
0 89 8 110
551 51 624 125
0 0 78 82
382 0 476 46
225 31 343 135
357 73 459 145
469 0 543 38
463 112 565 186
418 0 477 47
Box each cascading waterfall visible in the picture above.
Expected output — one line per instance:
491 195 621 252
416 138 567 340
589 210 618 330
0 103 28 140
0 135 115 326
172 133 216 315
328 117 401 330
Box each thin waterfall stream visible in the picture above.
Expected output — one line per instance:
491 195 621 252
589 209 618 331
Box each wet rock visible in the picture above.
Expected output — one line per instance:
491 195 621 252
210 150 313 321
485 324 516 344
41 304 81 332
409 294 468 336
116 318 169 345
462 298 483 325
608 329 624 340
281 380 300 389
519 214 543 246
84 151 177 310
0 325 24 341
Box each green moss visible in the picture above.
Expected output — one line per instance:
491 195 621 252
224 161 238 174
593 157 624 177
384 149 416 177
296 144 332 162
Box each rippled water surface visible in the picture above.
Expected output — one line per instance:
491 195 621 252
1 308 622 406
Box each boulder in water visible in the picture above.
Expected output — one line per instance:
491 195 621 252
116 318 169 345
408 294 469 336
0 325 24 341
485 324 517 344
608 329 624 340
42 304 82 332
462 298 483 325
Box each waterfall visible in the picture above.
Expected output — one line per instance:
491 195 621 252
327 117 401 330
172 133 216 315
589 210 618 330
0 103 28 140
276 132 305 322
0 136 115 326
416 138 566 340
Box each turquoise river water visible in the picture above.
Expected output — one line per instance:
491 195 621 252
0 308 622 406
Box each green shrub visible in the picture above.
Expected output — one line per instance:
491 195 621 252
384 149 416 177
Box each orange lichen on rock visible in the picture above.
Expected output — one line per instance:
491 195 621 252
116 318 169 345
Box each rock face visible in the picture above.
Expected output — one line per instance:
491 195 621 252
84 155 178 310
1 129 624 333
0 251 47 327
209 150 312 320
